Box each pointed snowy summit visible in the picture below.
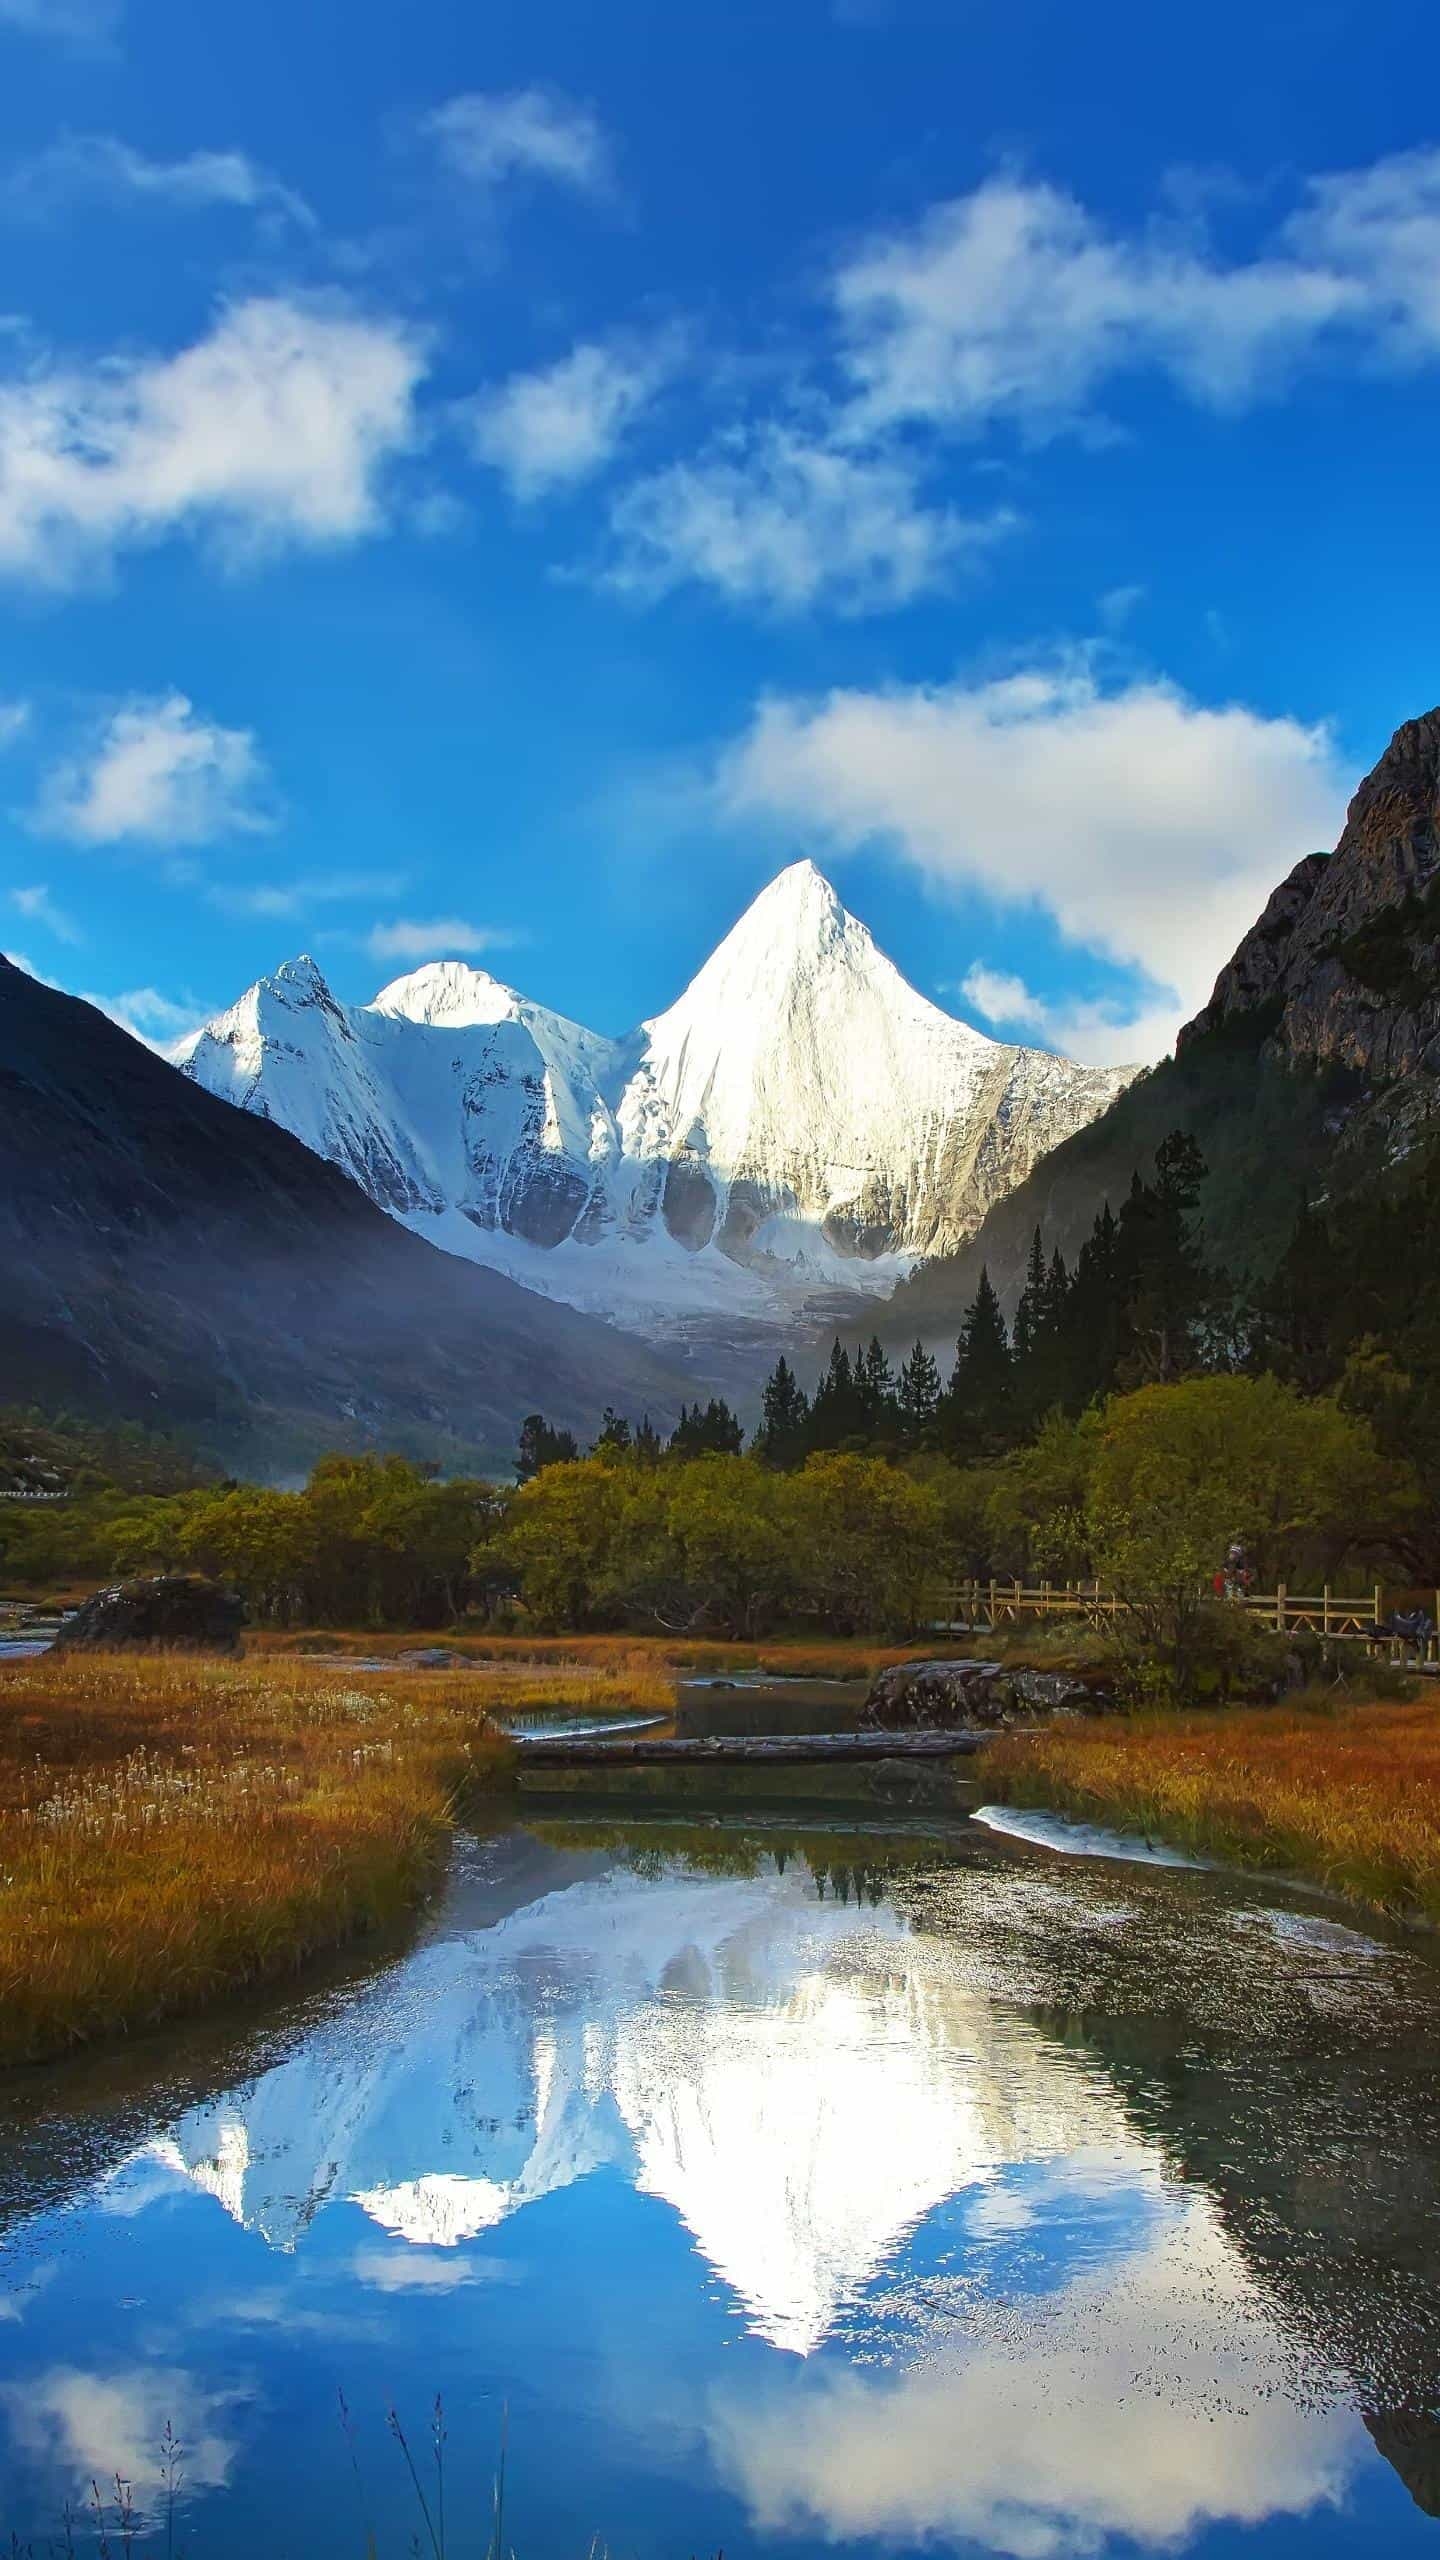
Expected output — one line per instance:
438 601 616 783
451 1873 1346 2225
180 864 1135 1328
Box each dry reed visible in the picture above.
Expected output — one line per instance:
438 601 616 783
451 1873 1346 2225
981 1693 1440 1925
0 1650 588 2065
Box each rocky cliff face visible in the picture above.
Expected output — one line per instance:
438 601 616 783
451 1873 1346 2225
1181 705 1440 1134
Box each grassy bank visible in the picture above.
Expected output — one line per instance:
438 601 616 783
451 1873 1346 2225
980 1694 1440 1926
248 1628 931 1679
0 1651 536 2066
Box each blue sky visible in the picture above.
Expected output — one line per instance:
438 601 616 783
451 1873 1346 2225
1 0 1438 1062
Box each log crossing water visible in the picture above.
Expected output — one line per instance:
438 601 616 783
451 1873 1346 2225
511 1727 990 1767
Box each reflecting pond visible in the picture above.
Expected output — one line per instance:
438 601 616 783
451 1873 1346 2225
2 1808 1439 2555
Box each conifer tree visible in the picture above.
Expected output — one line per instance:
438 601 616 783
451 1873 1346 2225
1013 1226 1047 1363
591 1408 633 1456
855 1335 898 1437
515 1413 580 1480
941 1267 1014 1455
809 1339 864 1450
758 1356 810 1467
896 1340 942 1447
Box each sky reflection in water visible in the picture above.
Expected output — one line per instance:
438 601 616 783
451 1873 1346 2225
0 1819 1436 2557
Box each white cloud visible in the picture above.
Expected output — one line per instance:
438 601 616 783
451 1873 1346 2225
0 697 28 746
719 661 1349 1058
466 336 675 500
712 2203 1359 2558
956 963 1050 1035
0 0 119 46
605 423 1015 614
1 2366 239 2506
957 962 1182 1068
366 916 517 963
0 295 424 586
8 134 314 228
10 881 80 943
422 87 612 201
37 693 275 847
832 150 1440 439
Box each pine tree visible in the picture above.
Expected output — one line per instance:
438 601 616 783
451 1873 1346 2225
855 1335 898 1437
1013 1226 1047 1363
669 1397 744 1458
515 1413 580 1480
591 1408 633 1456
896 1340 942 1448
941 1267 1014 1455
1116 1132 1212 1383
758 1356 809 1467
809 1339 864 1450
633 1414 664 1465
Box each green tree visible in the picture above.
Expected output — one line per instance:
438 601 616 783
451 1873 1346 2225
942 1268 1014 1456
515 1413 580 1481
896 1341 942 1449
757 1357 809 1468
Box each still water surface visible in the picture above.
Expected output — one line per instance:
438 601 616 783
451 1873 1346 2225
1 1809 1438 2555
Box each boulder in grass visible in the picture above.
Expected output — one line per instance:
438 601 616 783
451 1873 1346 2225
53 1574 245 1654
862 1656 1107 1730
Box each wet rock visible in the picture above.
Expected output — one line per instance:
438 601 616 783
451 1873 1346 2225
394 1646 466 1669
54 1574 245 1654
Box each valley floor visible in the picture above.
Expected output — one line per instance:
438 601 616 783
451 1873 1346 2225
980 1696 1440 1928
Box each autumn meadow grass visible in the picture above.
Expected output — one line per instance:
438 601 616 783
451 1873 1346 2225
0 1648 683 2067
980 1691 1440 1926
250 1626 930 1680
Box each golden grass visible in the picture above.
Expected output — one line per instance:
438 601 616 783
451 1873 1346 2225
981 1693 1440 1926
248 1628 927 1679
0 1650 539 2067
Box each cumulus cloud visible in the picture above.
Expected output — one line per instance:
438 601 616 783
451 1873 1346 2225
957 963 1184 1068
37 693 275 847
7 133 314 228
466 336 675 500
833 150 1440 438
0 2365 240 2506
605 423 1015 614
718 662 1348 1058
712 2204 1359 2557
10 881 80 943
422 88 613 201
0 296 424 585
0 697 29 746
365 916 517 963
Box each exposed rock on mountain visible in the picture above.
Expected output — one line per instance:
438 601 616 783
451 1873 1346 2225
0 955 689 1475
179 863 1132 1334
882 707 1440 1342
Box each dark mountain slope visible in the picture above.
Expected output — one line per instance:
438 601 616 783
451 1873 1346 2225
0 957 689 1475
882 705 1440 1344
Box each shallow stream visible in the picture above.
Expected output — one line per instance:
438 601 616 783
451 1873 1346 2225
1 1806 1438 2554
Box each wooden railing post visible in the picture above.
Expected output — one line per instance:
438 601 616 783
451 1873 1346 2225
1275 1583 1287 1634
1322 1584 1332 1637
988 1576 997 1629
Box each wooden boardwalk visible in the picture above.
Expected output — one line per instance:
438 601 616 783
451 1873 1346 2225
512 1729 987 1769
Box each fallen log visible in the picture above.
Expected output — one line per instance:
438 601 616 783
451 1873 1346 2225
511 1728 993 1768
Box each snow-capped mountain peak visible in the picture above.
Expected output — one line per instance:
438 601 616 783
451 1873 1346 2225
371 959 524 1029
180 865 1135 1335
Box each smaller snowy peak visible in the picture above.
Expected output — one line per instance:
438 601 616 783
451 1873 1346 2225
371 960 522 1029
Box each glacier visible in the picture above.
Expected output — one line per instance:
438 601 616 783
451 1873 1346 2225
177 861 1133 1335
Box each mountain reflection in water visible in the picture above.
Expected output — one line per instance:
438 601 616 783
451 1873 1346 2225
0 1816 1437 2558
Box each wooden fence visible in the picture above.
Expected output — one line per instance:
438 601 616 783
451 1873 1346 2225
930 1577 1440 1664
